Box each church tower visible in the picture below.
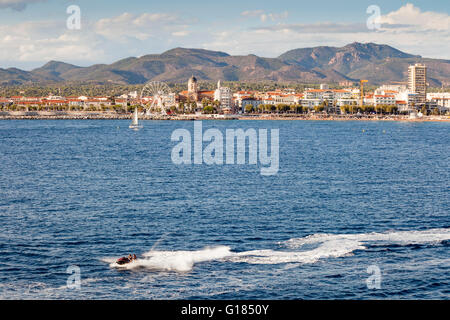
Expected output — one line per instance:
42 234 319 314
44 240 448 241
188 75 198 101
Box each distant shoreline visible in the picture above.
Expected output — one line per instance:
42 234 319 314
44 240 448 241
0 111 449 122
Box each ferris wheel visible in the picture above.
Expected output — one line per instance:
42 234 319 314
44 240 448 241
140 81 173 115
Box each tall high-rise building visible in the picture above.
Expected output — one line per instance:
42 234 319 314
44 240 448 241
408 63 427 106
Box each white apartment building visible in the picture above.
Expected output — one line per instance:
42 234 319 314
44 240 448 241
334 90 357 106
427 93 450 112
394 91 419 112
374 95 396 106
304 89 334 101
374 85 407 94
303 89 357 108
336 98 358 107
263 94 299 106
214 80 233 109
300 99 322 108
374 84 420 112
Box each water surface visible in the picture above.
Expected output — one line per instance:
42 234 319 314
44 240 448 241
0 120 449 299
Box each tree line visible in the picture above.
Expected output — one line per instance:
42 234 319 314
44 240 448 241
241 103 402 115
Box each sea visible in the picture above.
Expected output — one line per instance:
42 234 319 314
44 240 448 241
0 120 449 299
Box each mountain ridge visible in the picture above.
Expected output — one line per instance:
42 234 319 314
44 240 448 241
1 43 449 86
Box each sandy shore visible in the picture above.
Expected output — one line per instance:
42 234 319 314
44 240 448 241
0 111 449 122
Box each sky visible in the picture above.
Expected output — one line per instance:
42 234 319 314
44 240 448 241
0 0 449 70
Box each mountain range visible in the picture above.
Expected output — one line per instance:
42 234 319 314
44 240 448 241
1 42 449 86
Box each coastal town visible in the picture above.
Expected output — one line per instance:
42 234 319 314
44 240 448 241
2 0 450 305
1 63 449 121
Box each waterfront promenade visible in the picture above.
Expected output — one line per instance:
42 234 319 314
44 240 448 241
1 111 449 122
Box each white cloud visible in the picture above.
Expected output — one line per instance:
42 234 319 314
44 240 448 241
0 3 448 69
94 12 187 42
241 10 264 17
0 19 108 65
209 4 450 60
172 31 189 37
378 3 450 32
241 9 288 22
254 22 367 34
0 11 197 68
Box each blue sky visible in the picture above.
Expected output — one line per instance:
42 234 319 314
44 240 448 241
0 0 449 69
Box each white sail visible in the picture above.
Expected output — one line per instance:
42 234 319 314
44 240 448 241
132 108 139 125
129 108 142 129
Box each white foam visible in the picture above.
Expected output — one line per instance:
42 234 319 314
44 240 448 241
106 246 232 272
283 228 450 249
229 239 366 265
104 228 450 271
231 228 450 265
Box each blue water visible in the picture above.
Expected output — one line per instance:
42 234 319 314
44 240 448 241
0 120 449 299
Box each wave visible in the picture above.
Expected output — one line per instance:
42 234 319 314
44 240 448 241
283 228 450 248
104 246 232 272
103 228 450 271
229 239 366 265
232 228 450 265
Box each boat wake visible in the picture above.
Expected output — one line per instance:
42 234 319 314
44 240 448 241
283 228 450 248
103 246 232 272
232 228 450 265
103 228 450 272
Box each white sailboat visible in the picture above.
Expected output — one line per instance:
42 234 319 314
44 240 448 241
129 107 143 130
